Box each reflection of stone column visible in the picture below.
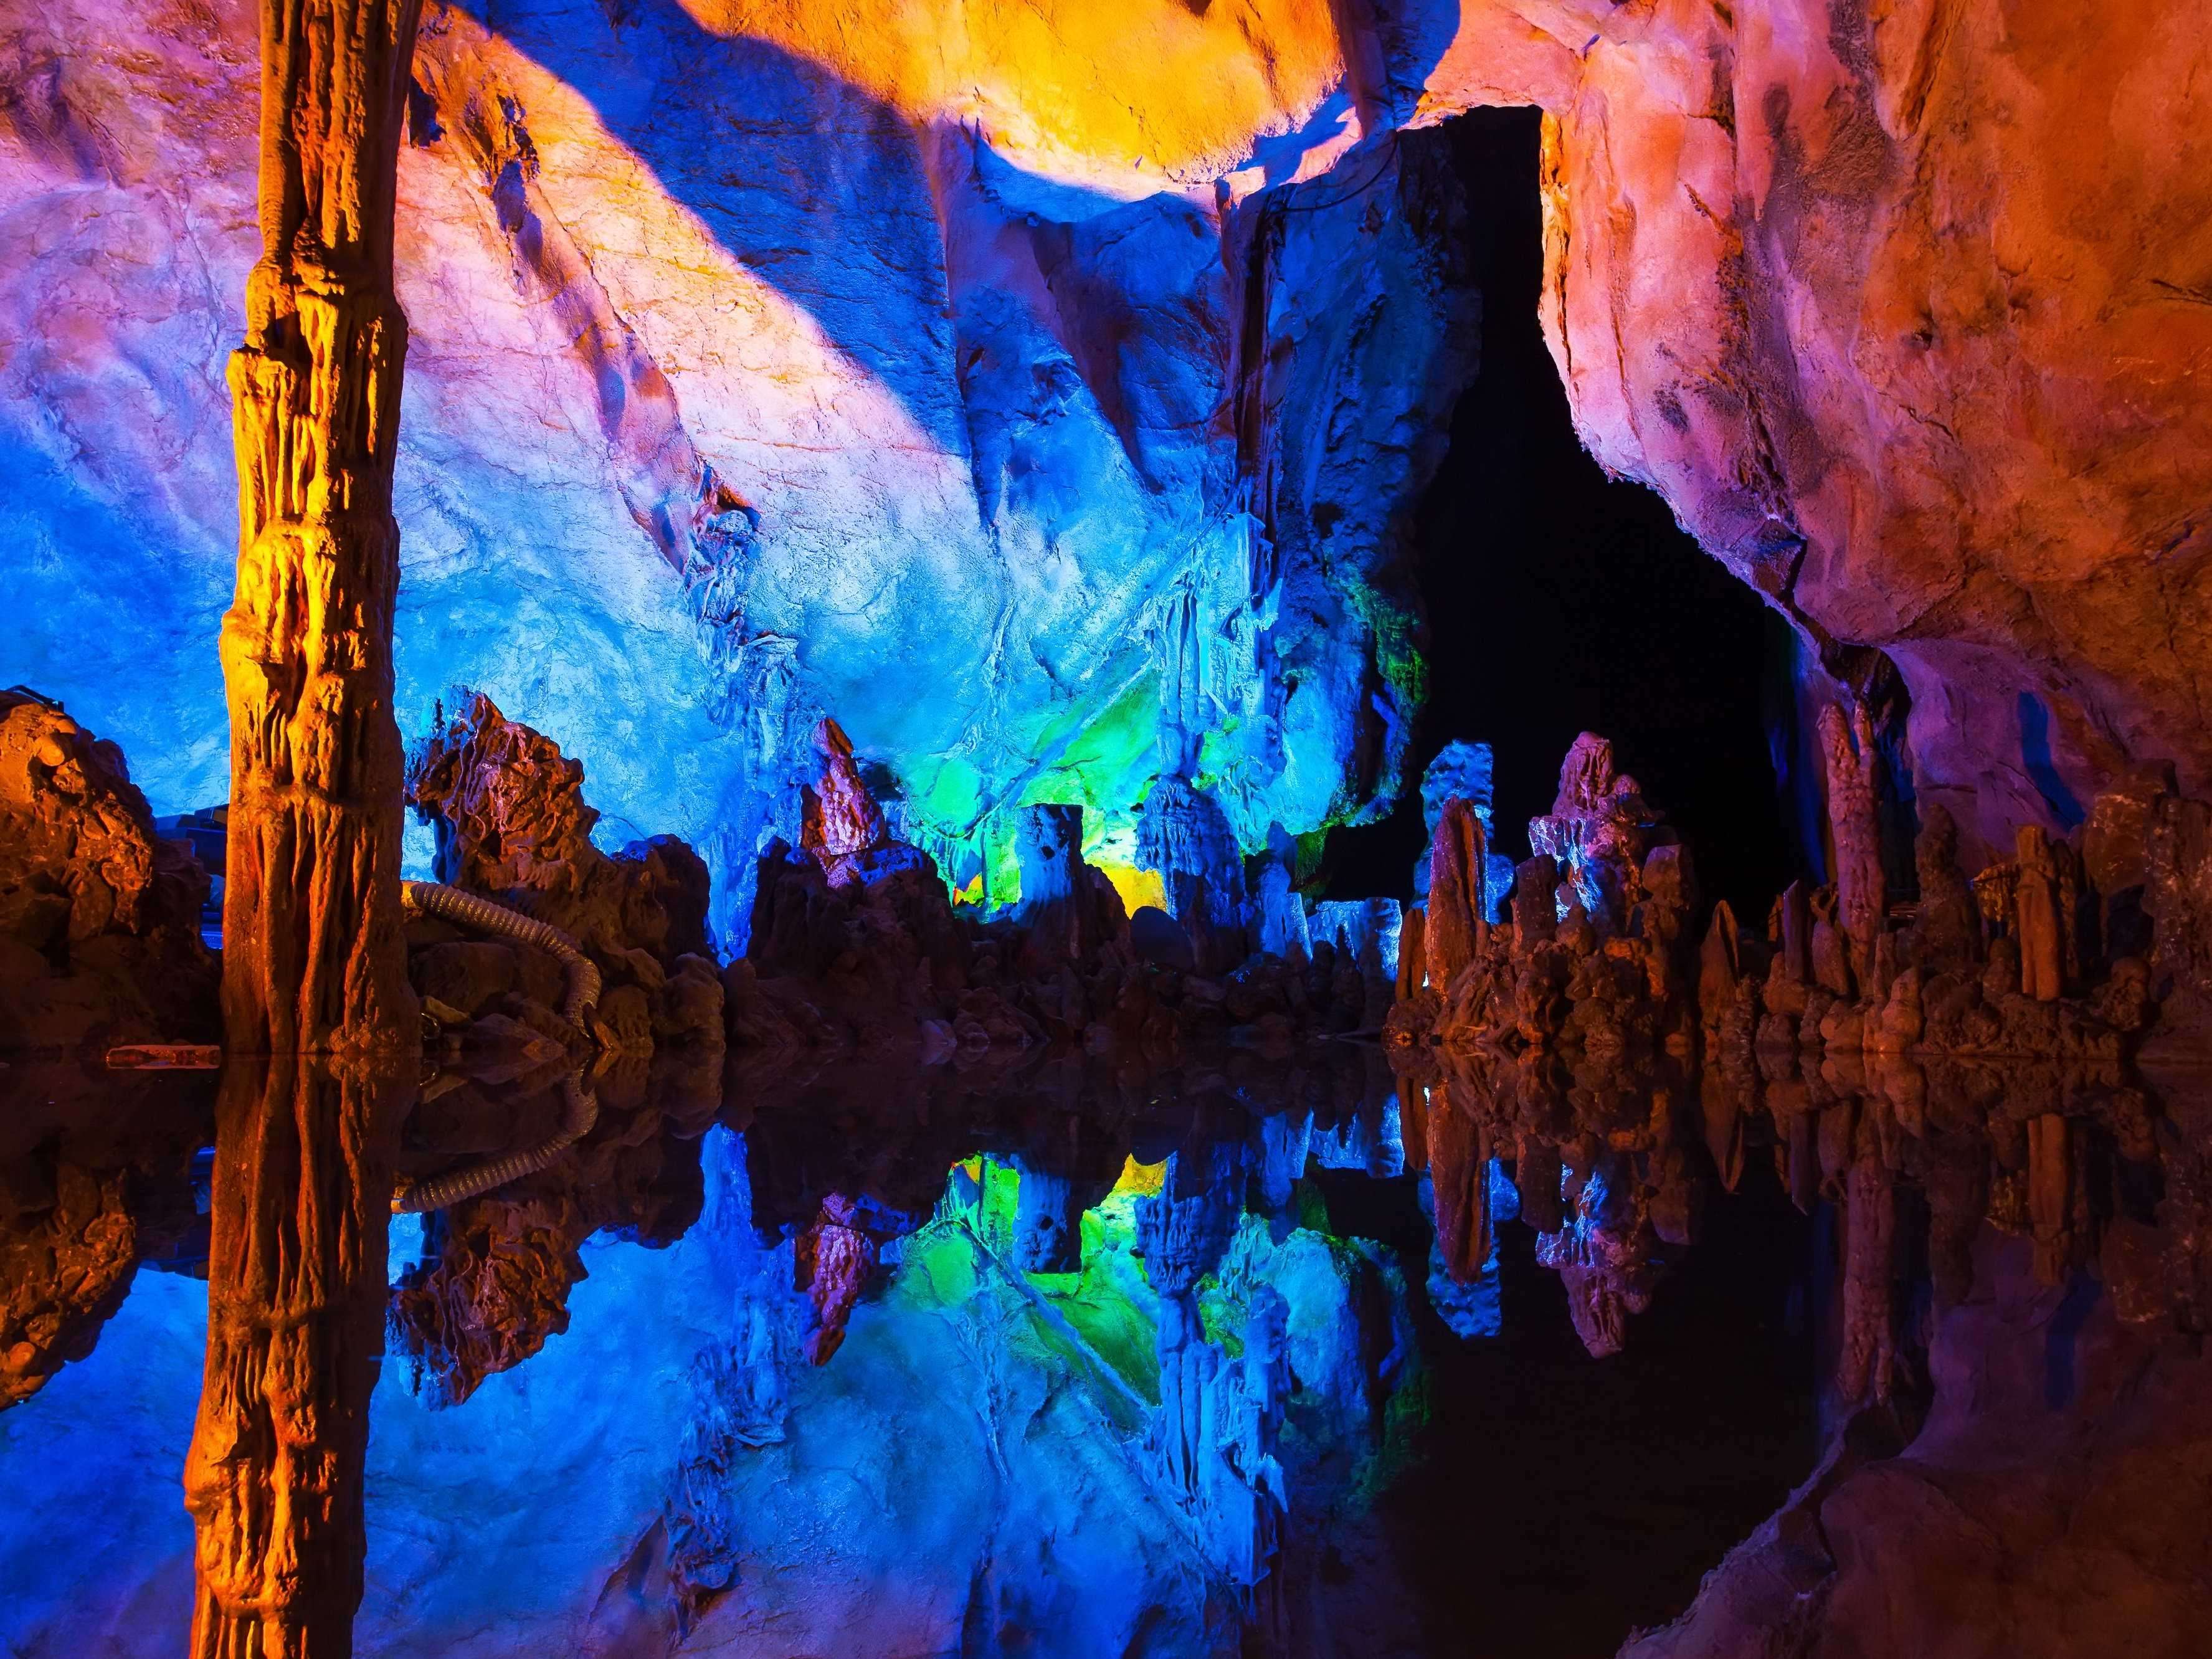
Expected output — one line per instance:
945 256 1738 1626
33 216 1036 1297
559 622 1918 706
2028 1113 2074 1285
185 1055 407 1658
1836 1110 1896 1405
1426 1091 1491 1283
221 0 424 1057
1397 1078 1430 1174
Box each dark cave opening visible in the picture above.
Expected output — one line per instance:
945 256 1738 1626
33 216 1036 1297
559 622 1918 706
1323 108 1800 918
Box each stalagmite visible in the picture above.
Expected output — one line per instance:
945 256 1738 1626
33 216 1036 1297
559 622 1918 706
1395 905 1426 999
2015 825 2066 1003
1818 705 1886 996
801 718 888 868
1906 804 1982 976
1425 798 1489 997
1011 804 1087 967
219 0 425 1057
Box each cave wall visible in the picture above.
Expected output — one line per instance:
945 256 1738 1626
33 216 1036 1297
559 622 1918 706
2 0 2203 931
1417 0 2212 862
0 0 1481 946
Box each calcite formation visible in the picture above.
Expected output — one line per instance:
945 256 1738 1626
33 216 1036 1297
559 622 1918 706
404 691 723 1057
0 691 218 1050
217 0 423 1057
1393 718 2212 1372
744 713 1388 1060
185 1055 407 1659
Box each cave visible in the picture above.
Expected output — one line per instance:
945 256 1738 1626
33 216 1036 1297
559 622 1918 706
1323 107 1799 920
3 4 2211 1658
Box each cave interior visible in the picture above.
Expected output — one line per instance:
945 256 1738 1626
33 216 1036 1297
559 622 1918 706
1 3 2209 1657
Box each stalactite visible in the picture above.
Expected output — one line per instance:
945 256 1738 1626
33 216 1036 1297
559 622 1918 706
220 0 425 1057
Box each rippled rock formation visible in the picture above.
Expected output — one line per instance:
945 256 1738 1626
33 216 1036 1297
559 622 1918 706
0 692 217 1052
406 690 724 1060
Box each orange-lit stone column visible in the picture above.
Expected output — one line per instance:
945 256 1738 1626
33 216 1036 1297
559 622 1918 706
220 0 424 1057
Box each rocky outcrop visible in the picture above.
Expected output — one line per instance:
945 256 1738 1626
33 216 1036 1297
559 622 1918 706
405 691 724 1059
0 690 217 1051
1416 0 2212 849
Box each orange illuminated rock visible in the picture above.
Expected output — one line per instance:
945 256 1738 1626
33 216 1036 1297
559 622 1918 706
218 0 424 1058
1419 0 2212 848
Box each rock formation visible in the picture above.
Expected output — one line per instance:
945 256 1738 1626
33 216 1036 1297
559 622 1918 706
405 691 723 1059
1420 0 2212 844
0 691 218 1050
217 0 423 1058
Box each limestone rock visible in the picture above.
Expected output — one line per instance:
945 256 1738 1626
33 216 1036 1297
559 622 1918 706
0 692 217 1050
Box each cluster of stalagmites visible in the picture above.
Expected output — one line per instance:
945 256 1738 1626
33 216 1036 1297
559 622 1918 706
744 722 1389 1063
400 692 1384 1077
382 695 1391 1400
1391 721 2212 1372
1395 722 2208 1068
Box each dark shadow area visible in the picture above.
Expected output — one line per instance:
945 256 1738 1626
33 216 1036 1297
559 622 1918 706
1324 108 1797 918
1319 1158 1816 1659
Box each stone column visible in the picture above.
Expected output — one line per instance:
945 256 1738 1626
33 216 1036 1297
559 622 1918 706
1818 704 1887 995
220 0 424 1057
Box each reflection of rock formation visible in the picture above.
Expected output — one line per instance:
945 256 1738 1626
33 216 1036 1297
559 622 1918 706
1534 1156 1665 1362
0 1065 213 1406
0 692 218 1050
1137 1145 1285 1595
386 1060 709 1406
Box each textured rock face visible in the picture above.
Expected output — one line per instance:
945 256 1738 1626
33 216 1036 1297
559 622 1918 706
0 0 1488 951
9 0 2201 915
4 0 2208 925
1417 0 2212 852
0 692 217 1050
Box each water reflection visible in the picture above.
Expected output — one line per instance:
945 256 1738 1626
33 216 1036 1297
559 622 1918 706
1 1043 2205 1655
